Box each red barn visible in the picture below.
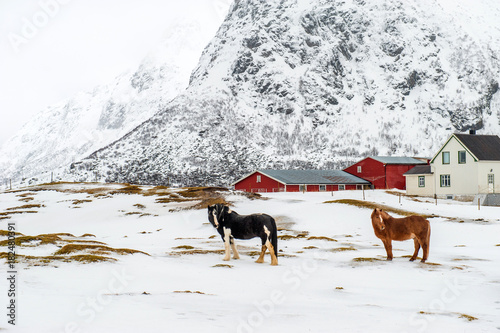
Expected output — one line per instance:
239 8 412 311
343 156 428 190
232 169 371 193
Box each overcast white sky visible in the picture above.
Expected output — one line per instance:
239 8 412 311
0 0 231 147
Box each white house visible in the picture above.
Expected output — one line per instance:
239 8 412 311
404 132 500 199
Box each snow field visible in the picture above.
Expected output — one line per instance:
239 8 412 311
0 185 499 332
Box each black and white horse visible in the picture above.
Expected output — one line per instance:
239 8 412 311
207 204 278 265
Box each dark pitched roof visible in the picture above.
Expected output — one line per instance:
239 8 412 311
454 134 500 161
370 156 427 165
258 169 371 185
403 165 432 176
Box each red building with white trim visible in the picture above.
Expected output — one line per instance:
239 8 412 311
343 156 428 190
232 169 370 193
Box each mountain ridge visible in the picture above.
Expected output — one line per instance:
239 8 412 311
70 0 500 186
5 0 500 187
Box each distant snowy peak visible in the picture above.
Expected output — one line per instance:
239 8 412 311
0 19 219 183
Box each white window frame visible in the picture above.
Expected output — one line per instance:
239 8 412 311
488 174 494 185
256 175 261 183
319 185 326 192
418 176 425 187
458 151 466 164
338 184 345 191
442 152 450 165
357 166 362 173
440 174 451 187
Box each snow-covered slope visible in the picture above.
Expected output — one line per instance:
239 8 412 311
69 0 500 186
0 19 219 184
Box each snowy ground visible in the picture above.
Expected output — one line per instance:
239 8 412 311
0 184 499 333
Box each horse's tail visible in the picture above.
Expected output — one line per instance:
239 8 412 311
271 217 278 257
426 219 431 242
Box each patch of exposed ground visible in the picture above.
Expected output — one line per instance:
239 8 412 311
324 199 437 218
0 231 148 266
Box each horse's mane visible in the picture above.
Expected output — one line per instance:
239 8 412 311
379 209 392 220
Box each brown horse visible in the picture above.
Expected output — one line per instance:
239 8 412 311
371 208 430 262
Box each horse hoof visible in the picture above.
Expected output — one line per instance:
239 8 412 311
409 258 416 262
271 262 278 266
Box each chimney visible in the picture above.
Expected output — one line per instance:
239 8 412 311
469 130 476 135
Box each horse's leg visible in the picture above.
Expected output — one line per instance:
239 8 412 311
421 238 429 263
256 243 267 263
421 242 429 263
230 236 240 259
265 238 278 266
223 227 231 261
410 238 420 261
382 239 393 261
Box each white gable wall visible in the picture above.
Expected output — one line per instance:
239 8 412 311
432 136 479 196
406 134 500 197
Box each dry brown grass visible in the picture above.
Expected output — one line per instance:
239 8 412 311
55 244 149 256
458 313 478 321
212 264 233 268
154 187 232 210
385 190 417 198
0 234 62 247
178 187 228 198
18 197 35 202
109 184 143 195
418 311 478 322
16 192 37 197
142 186 171 197
278 234 298 240
173 290 208 295
173 245 195 250
307 236 337 242
0 230 24 236
324 199 436 218
155 197 190 204
125 212 142 216
0 252 117 265
237 191 264 200
191 197 231 210
0 231 148 265
168 249 225 256
6 204 44 210
352 257 384 263
0 210 38 216
330 246 357 252
72 199 92 205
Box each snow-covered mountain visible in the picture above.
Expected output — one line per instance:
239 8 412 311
0 19 219 184
5 0 500 187
67 0 500 186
